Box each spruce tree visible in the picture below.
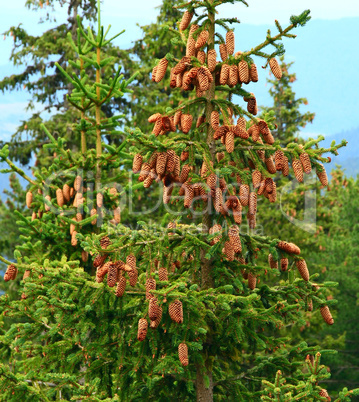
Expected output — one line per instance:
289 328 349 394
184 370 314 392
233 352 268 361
0 1 358 401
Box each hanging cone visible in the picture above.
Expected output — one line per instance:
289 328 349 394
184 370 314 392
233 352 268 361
126 267 137 287
96 192 103 207
146 278 156 300
132 154 143 173
63 184 70 202
148 112 162 123
174 110 182 127
237 116 246 131
247 211 256 229
96 262 110 283
22 270 31 280
214 188 223 213
278 241 301 255
197 68 209 91
137 318 148 342
74 175 82 192
180 164 191 183
126 254 136 269
150 305 163 329
30 210 36 220
249 63 258 82
55 188 64 207
247 95 257 115
269 58 282 79
138 163 151 182
178 343 189 366
197 50 206 64
165 150 175 173
81 250 88 263
228 65 238 87
292 159 304 182
207 49 217 72
295 259 309 281
280 258 288 272
225 30 235 55
158 267 168 281
317 164 328 186
186 25 197 57
238 60 249 83
143 169 155 188
268 254 278 269
44 195 51 212
93 254 107 268
152 118 163 136
180 10 193 30
26 191 33 208
219 43 228 61
319 389 331 401
274 150 285 171
209 224 222 245
114 206 121 224
107 263 119 287
196 115 206 129
252 170 262 189
220 63 229 85
195 30 209 49
155 58 168 83
169 300 184 324
4 264 17 281
156 152 167 176
206 173 217 189
181 150 189 162
228 225 242 253
181 114 193 134
211 110 220 130
248 273 257 290
216 152 225 163
115 276 126 297
248 192 257 215
281 156 289 176
224 241 235 261
320 305 334 325
100 236 111 249
225 130 235 153
232 199 242 224
149 298 161 321
71 230 78 246
299 152 312 174
184 183 194 208
174 56 192 75
239 184 249 206
264 156 276 174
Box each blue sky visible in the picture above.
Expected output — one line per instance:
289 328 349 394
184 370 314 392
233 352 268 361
0 0 359 144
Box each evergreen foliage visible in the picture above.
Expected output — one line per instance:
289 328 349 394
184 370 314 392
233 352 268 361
0 1 357 401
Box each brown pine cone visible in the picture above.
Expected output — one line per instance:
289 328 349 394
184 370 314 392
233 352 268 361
232 199 242 224
138 163 151 182
252 170 262 189
56 188 64 207
96 262 110 283
174 110 182 127
137 318 148 342
44 195 51 212
268 254 278 269
132 154 143 173
207 49 217 72
237 116 246 131
269 58 282 79
228 65 238 87
282 156 289 176
113 206 121 224
211 110 220 130
115 276 126 297
224 241 235 261
178 343 189 366
247 211 256 229
249 63 258 82
184 183 194 208
238 60 249 83
143 169 155 188
71 231 78 246
228 225 242 253
152 118 163 136
186 25 198 57
219 43 228 61
265 157 276 174
197 50 206 64
195 30 209 49
247 95 257 115
319 389 331 401
100 236 111 249
196 114 206 128
170 68 177 88
156 152 167 176
239 184 249 206
148 113 162 123
197 68 209 92
4 264 17 281
179 10 193 31
93 254 107 268
151 65 157 81
155 58 168 83
209 224 222 245
26 191 33 208
181 114 193 134
158 267 168 281
320 305 334 325
128 267 138 287
96 192 103 207
181 150 189 162
248 124 260 142
248 273 257 290
63 184 71 202
220 64 230 85
275 150 285 171
292 159 304 182
317 164 328 186
280 258 288 272
278 241 301 255
107 263 119 287
225 130 235 153
205 173 216 190
226 30 235 55
214 188 223 213
295 259 309 281
149 297 161 321
248 192 257 215
300 152 312 174
126 254 136 269
22 270 31 280
81 250 88 263
150 305 163 329
146 278 156 300
173 56 192 75
169 300 184 324
74 175 82 192
180 164 191 183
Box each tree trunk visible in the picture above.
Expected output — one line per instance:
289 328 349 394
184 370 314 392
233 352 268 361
196 366 214 402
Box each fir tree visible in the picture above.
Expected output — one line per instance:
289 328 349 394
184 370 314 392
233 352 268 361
0 1 358 402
